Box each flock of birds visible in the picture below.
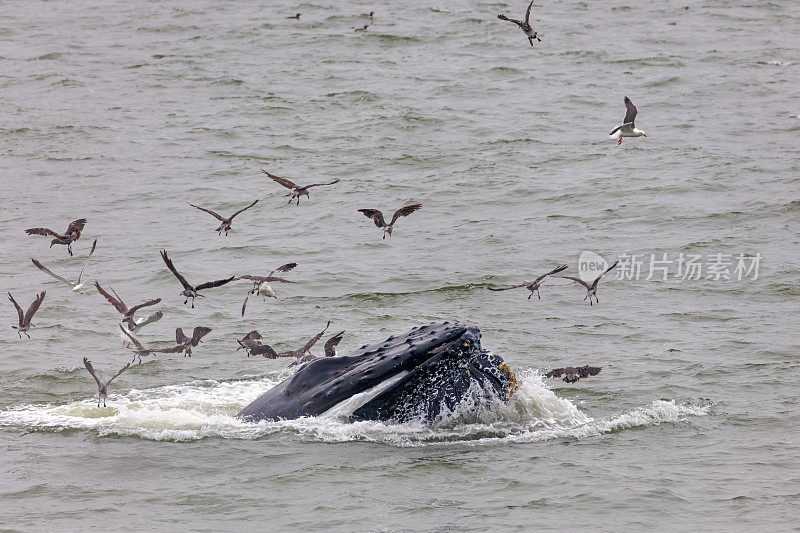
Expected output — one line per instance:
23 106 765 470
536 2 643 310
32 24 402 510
8 1 644 410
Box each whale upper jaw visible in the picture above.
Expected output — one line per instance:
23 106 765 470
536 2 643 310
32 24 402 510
237 322 515 424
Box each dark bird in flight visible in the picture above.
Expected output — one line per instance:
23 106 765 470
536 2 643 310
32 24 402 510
83 357 131 407
157 327 212 357
188 199 259 236
8 290 45 339
497 1 541 46
246 322 331 362
25 218 87 256
261 169 340 206
31 238 97 295
160 250 235 308
560 260 619 305
545 365 601 383
488 264 568 300
609 96 646 146
119 325 160 363
237 262 298 316
95 281 162 331
290 329 346 366
287 13 301 19
237 330 265 357
357 204 422 239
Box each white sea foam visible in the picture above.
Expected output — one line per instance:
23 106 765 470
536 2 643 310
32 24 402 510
0 369 709 445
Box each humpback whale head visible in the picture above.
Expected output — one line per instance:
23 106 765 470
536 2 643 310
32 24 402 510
237 322 518 424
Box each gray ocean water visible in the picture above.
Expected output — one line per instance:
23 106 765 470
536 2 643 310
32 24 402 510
1 0 799 530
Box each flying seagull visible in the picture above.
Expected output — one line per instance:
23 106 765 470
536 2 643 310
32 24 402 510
290 329 346 367
357 204 422 239
157 327 212 357
545 365 601 383
83 357 131 407
8 290 45 339
160 250 234 308
487 264 568 300
95 281 162 331
25 218 87 256
609 97 646 146
261 169 340 206
31 238 97 295
188 199 259 236
118 325 160 363
246 321 331 362
497 0 541 46
560 260 619 305
237 262 298 316
237 330 265 357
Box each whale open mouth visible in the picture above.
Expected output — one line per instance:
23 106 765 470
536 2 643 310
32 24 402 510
237 322 518 424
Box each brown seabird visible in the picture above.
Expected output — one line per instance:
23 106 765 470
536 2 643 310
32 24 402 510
95 281 162 331
236 262 298 316
188 199 259 236
246 321 331 362
497 1 541 46
560 260 619 305
544 365 601 383
261 169 340 206
8 290 45 339
83 357 131 407
157 327 212 357
25 218 87 256
487 264 568 300
357 204 421 239
160 250 235 308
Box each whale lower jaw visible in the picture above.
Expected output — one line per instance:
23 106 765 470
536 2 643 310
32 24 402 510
237 322 516 424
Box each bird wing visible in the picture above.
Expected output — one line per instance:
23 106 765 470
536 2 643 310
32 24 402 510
264 277 296 284
155 345 186 354
24 291 46 325
524 0 534 24
324 331 345 357
127 298 161 316
389 204 422 226
229 199 259 220
559 276 592 289
497 14 523 26
578 365 602 378
66 218 87 239
25 226 59 238
592 260 619 288
544 368 564 378
106 362 131 386
623 96 638 125
31 258 73 287
262 169 299 189
304 179 340 189
235 275 294 283
196 276 235 291
487 283 528 291
76 238 97 284
160 250 192 290
8 293 24 325
298 321 331 355
188 203 225 221
357 209 386 228
267 263 298 278
175 328 190 345
251 343 279 358
119 324 146 351
83 357 104 388
95 282 128 314
191 326 212 345
609 125 623 136
241 294 249 317
132 310 162 330
534 264 569 285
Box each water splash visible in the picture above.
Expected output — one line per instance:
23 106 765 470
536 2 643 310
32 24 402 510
0 370 708 446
